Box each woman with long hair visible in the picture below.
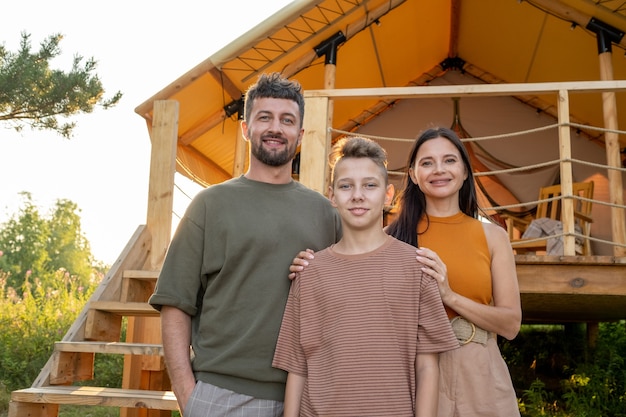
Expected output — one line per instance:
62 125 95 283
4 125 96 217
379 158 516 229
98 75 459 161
386 127 521 416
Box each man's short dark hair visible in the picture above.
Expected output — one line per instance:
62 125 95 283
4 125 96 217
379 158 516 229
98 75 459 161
244 72 305 126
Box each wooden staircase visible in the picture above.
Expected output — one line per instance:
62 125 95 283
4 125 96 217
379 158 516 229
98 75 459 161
8 226 178 417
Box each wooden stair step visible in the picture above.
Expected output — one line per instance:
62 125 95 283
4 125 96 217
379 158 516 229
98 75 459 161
10 386 177 410
122 270 160 280
55 341 163 356
89 301 159 317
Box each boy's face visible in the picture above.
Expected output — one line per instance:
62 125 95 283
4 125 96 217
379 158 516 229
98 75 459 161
329 157 394 232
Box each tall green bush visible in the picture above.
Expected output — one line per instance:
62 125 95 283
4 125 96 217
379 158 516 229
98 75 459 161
0 270 93 392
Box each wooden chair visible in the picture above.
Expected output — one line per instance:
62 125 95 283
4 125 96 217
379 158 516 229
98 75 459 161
504 182 594 255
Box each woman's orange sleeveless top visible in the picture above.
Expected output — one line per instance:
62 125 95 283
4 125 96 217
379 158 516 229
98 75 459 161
417 212 492 318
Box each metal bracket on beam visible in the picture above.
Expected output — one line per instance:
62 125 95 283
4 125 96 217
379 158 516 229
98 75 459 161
224 95 245 120
314 31 347 65
440 57 466 72
586 17 625 54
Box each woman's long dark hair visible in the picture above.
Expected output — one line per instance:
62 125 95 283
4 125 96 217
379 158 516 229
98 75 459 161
387 127 478 247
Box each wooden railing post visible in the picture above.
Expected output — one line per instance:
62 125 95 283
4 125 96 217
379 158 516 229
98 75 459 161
233 119 247 177
122 100 179 417
598 52 626 257
557 89 576 256
145 100 179 268
300 96 332 194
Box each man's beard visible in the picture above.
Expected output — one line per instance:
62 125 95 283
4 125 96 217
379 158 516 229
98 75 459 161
251 137 297 167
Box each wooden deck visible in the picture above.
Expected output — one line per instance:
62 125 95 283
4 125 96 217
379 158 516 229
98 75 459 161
516 255 626 322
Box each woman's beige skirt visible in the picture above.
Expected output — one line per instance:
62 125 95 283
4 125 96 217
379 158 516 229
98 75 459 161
437 337 520 417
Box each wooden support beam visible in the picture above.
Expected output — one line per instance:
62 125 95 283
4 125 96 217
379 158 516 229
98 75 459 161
177 143 232 184
208 67 242 102
557 89 576 256
121 100 178 416
178 109 226 146
598 52 626 256
146 100 179 269
516 255 626 322
300 96 332 194
233 120 247 177
303 80 626 99
322 63 337 191
122 315 169 417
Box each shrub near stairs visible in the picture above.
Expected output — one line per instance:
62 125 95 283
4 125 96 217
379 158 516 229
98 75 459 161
0 269 123 416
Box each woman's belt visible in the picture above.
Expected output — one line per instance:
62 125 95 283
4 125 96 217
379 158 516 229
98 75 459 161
450 316 491 345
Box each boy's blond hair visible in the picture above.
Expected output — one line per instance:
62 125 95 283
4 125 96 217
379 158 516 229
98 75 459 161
329 137 388 185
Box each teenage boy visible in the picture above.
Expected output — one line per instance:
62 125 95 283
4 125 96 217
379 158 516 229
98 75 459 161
273 136 458 417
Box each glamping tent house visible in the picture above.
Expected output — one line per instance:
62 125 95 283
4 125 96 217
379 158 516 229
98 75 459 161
9 1 626 416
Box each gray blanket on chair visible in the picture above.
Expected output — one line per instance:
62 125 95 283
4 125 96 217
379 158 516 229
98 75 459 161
522 217 583 255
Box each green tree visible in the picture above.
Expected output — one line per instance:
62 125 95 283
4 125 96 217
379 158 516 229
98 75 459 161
46 199 95 283
0 193 49 289
0 192 98 290
0 32 122 138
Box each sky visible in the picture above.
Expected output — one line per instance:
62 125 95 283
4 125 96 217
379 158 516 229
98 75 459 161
0 0 292 264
